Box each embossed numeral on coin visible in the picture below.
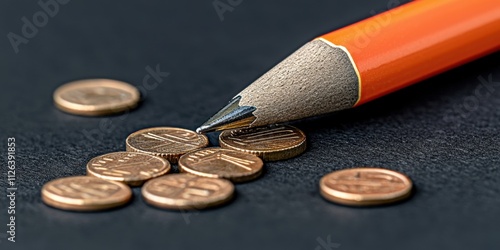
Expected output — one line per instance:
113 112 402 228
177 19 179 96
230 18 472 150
41 176 132 211
140 131 203 148
47 181 120 199
126 127 209 163
87 152 171 186
219 125 306 161
186 149 255 171
141 174 234 210
179 148 264 182
227 126 301 146
147 177 220 198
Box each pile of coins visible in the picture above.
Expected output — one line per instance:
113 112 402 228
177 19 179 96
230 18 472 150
42 121 308 211
45 79 414 211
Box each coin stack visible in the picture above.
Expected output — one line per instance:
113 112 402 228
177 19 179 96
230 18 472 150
44 79 413 211
42 124 308 211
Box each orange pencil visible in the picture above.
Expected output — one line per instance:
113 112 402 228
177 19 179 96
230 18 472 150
197 0 500 133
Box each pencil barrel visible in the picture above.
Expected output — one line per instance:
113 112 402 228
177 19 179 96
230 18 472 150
320 0 500 106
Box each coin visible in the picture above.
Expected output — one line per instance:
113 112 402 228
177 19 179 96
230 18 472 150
53 79 140 116
178 147 263 182
319 168 412 206
141 174 234 210
86 152 171 186
126 127 209 163
41 176 132 211
219 125 306 161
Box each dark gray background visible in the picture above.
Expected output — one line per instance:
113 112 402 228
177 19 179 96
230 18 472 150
1 0 500 249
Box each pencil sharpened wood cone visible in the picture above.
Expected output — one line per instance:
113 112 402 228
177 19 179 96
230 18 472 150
197 39 360 133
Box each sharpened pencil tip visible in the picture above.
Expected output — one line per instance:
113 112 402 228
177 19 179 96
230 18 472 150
196 96 256 133
196 126 209 134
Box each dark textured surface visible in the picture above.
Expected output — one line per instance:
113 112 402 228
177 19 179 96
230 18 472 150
1 0 499 249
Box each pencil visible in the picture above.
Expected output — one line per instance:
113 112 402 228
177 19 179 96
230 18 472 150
197 0 500 133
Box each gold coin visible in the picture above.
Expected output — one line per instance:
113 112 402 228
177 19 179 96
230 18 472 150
126 127 209 163
41 176 132 211
141 174 234 210
53 79 140 116
178 147 263 182
319 168 412 206
86 152 171 186
219 125 306 161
